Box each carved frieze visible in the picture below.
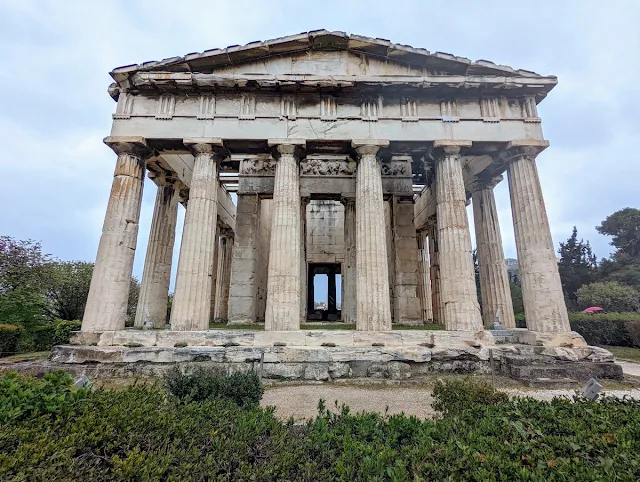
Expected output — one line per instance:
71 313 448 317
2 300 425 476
381 157 411 176
240 157 276 175
197 95 215 119
301 158 356 176
156 94 176 120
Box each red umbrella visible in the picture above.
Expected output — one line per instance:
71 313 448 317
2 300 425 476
582 306 604 314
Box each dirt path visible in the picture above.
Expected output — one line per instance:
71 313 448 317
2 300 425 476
261 383 640 421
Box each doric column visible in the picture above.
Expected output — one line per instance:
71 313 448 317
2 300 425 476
209 225 220 322
213 229 234 321
433 140 483 331
170 138 224 331
228 194 261 324
342 198 357 324
427 222 443 324
416 231 433 322
353 140 392 331
300 198 309 323
471 177 516 328
264 139 304 331
134 178 179 328
82 137 149 332
503 141 570 332
391 196 422 324
328 269 337 314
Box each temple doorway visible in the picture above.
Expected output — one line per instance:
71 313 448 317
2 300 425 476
307 263 342 320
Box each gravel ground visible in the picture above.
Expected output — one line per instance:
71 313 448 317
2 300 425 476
262 370 640 421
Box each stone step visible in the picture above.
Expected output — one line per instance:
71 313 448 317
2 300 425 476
522 377 578 388
509 362 623 382
501 354 556 367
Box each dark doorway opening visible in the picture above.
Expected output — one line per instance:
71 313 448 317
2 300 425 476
307 263 342 321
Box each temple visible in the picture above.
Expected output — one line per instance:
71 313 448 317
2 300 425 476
53 31 620 383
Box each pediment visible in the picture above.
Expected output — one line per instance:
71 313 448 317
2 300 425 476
208 50 431 77
111 30 550 84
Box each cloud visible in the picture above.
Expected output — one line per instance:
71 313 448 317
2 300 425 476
0 0 637 289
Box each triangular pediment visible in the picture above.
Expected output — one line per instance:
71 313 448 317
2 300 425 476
209 50 433 77
110 30 549 84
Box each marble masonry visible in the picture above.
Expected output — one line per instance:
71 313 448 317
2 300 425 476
58 31 619 382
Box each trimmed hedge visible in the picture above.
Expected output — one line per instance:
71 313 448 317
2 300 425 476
514 313 640 347
1 373 640 480
11 319 81 353
0 324 21 358
165 367 264 408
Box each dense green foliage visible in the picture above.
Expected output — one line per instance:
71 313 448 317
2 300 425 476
1 373 640 480
577 281 640 313
0 235 140 352
0 371 90 423
165 367 264 408
0 324 21 357
516 312 640 347
432 377 508 416
558 227 597 310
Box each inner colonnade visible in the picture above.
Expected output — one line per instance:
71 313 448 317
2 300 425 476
80 31 570 336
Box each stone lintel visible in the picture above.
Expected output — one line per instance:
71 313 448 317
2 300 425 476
104 136 149 156
267 138 306 147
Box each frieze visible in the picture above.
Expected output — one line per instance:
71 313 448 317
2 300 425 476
381 162 409 176
240 158 276 175
300 158 355 176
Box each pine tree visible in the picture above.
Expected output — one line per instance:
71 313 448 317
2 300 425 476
558 227 597 310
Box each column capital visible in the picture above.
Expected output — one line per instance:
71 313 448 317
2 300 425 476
500 140 549 162
104 136 150 157
470 174 503 193
268 138 306 158
433 139 472 155
352 139 389 156
183 138 226 156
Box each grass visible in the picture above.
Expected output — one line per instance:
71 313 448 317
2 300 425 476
601 345 640 363
209 322 445 331
0 351 51 363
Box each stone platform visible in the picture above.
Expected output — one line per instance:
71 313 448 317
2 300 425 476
39 329 622 383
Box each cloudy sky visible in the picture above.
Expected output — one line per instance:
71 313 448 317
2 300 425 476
1 0 638 296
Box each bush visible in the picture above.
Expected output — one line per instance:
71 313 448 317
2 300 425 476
432 377 508 416
569 313 640 347
577 281 640 312
0 371 90 423
165 367 264 408
52 319 81 346
0 324 21 358
2 372 640 480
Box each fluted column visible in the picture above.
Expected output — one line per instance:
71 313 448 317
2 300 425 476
504 141 570 332
82 137 149 332
264 139 304 331
416 231 433 322
209 225 220 322
434 140 483 331
427 222 443 324
353 140 392 331
472 178 515 328
342 198 357 324
426 223 443 324
300 198 309 323
170 138 224 331
134 179 179 328
213 230 233 321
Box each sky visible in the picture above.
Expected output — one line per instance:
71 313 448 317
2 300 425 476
1 0 638 296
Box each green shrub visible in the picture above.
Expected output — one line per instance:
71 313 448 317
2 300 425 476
2 372 640 480
577 281 640 312
432 377 508 416
52 319 81 346
569 313 640 347
165 367 264 408
0 371 90 423
0 324 21 358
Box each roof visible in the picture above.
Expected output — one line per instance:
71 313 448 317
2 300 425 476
110 30 553 83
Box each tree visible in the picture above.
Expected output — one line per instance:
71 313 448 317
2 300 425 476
595 208 640 287
596 208 640 258
576 281 640 312
0 236 54 326
510 282 524 315
48 261 93 321
558 226 597 310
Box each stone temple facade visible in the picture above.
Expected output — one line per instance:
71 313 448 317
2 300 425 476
55 31 620 382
